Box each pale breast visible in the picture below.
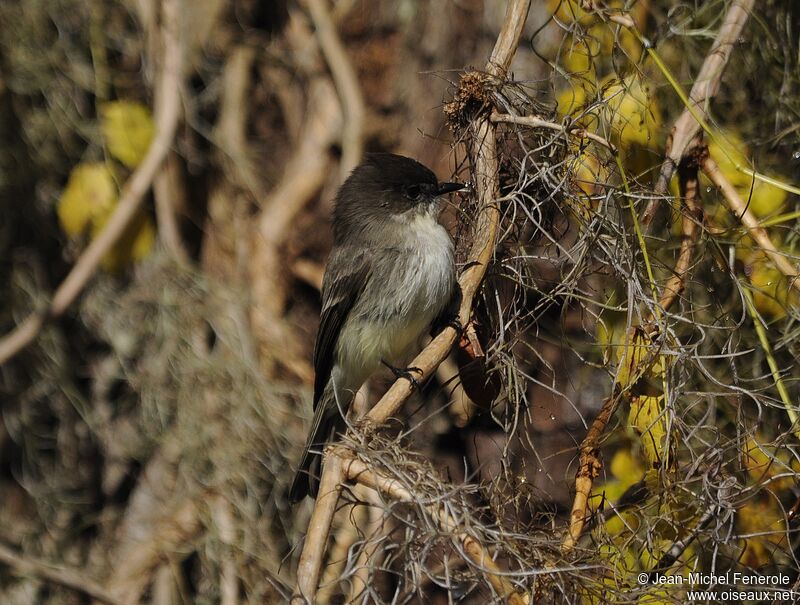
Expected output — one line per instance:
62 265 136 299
337 213 455 371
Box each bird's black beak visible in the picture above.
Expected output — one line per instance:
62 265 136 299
436 182 465 196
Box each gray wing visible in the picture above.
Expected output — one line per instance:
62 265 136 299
313 247 371 408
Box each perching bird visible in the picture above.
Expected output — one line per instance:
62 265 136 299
289 153 464 502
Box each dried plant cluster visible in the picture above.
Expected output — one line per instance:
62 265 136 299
0 0 799 604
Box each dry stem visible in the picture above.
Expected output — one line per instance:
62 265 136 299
490 112 616 152
643 0 755 228
0 0 183 366
0 542 122 605
703 155 800 291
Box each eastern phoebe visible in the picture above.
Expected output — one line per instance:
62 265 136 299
289 153 464 502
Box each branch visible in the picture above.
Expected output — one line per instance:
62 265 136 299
305 0 365 178
658 142 704 313
703 155 800 292
643 0 755 228
561 394 620 553
0 542 122 605
563 325 663 552
293 456 345 603
0 0 183 367
490 111 616 152
341 454 529 605
292 0 532 600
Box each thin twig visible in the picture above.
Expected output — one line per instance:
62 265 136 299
341 455 529 605
491 112 616 152
643 0 755 228
0 0 184 367
0 542 122 605
703 155 800 292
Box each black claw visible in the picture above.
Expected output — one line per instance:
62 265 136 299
446 316 464 335
382 360 423 389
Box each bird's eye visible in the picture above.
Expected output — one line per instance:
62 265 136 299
405 185 422 200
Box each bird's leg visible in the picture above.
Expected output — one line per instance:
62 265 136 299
381 360 423 389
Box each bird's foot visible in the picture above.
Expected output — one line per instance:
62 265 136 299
382 360 424 389
444 315 464 335
432 313 464 337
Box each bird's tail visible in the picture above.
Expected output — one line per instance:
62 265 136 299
289 386 346 503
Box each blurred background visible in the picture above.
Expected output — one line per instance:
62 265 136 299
1 0 799 603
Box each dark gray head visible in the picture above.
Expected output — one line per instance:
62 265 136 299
333 153 464 244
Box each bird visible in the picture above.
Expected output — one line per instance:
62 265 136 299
289 153 464 502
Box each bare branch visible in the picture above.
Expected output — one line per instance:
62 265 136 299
0 0 184 366
643 0 755 227
305 0 365 178
0 542 122 605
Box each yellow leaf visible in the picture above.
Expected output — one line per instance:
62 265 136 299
100 100 155 168
743 436 795 492
708 131 752 189
737 497 787 568
91 207 156 272
610 448 644 484
707 130 787 216
629 395 669 467
557 83 587 118
614 326 651 389
747 257 794 320
601 75 661 149
748 179 787 218
569 149 609 199
57 163 117 237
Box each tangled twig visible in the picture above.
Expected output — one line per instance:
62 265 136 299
702 155 800 291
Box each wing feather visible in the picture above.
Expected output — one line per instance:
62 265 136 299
312 248 371 408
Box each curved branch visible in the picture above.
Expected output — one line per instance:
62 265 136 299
0 542 122 605
0 0 183 366
305 0 365 178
